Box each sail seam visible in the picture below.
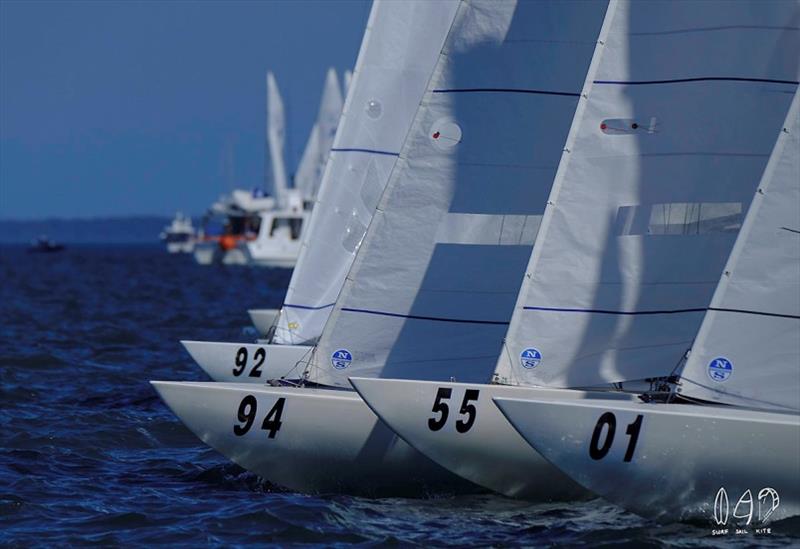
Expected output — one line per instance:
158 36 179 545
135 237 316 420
432 88 580 97
629 25 800 36
340 307 509 325
707 307 800 320
522 305 800 319
329 148 400 156
595 77 799 86
283 303 336 311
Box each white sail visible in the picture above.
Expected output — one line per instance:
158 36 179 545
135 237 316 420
494 0 800 389
266 72 289 207
677 91 800 412
272 0 461 346
312 0 610 387
343 69 353 99
312 68 344 199
294 123 320 196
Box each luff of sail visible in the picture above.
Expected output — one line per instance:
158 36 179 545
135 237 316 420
677 89 800 412
312 0 610 388
494 0 800 389
272 0 461 346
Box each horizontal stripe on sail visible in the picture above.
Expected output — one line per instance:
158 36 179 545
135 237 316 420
594 77 799 86
329 148 400 156
340 307 510 325
432 88 580 97
283 303 336 311
522 306 706 315
522 305 799 320
630 25 800 37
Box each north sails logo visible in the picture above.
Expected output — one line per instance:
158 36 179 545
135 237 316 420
331 349 352 370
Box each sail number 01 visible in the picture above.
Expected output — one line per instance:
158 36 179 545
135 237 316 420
428 388 479 433
232 346 266 377
589 412 643 462
232 395 286 439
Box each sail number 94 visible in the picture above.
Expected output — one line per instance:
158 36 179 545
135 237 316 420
589 412 643 462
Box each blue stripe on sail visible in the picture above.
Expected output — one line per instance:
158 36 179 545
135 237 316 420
340 307 510 325
594 77 799 86
522 306 706 315
432 88 580 98
522 305 800 320
330 148 400 157
283 303 336 311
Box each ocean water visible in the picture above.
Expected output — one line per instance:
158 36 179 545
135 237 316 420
1 245 797 547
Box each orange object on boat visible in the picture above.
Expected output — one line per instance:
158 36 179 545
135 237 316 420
219 234 238 251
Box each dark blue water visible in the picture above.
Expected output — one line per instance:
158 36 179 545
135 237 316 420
1 245 797 546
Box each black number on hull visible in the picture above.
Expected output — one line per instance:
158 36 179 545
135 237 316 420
250 347 266 377
233 347 248 376
261 398 285 438
589 412 644 462
428 388 452 431
233 395 257 436
455 390 480 433
623 414 643 462
589 412 616 460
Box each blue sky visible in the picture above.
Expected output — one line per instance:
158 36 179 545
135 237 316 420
0 0 369 219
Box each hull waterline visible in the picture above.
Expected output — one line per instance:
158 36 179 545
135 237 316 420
151 381 480 496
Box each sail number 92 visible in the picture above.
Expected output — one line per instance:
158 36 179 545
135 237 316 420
589 412 643 462
428 388 479 433
232 346 266 377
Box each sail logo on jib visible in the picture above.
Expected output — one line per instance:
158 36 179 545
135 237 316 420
520 348 542 369
331 349 352 370
707 356 733 382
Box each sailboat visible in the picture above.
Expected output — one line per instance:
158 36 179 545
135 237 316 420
496 88 800 525
182 0 457 384
155 0 464 494
154 0 601 494
352 0 799 501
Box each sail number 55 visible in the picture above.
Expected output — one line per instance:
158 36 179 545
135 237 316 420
589 412 643 462
428 388 479 433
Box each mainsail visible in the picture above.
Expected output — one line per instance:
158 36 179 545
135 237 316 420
294 123 320 197
272 0 461 346
677 90 800 412
312 0 609 387
495 0 800 389
266 72 289 207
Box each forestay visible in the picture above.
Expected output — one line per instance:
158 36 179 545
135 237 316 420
495 0 800 389
266 72 289 207
313 0 609 387
678 90 800 412
273 0 461 345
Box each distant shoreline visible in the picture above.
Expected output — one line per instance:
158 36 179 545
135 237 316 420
0 216 188 244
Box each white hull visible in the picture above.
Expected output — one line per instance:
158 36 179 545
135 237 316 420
350 378 632 500
248 308 280 337
151 381 478 496
181 340 312 383
494 396 800 525
193 243 218 265
221 247 249 266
